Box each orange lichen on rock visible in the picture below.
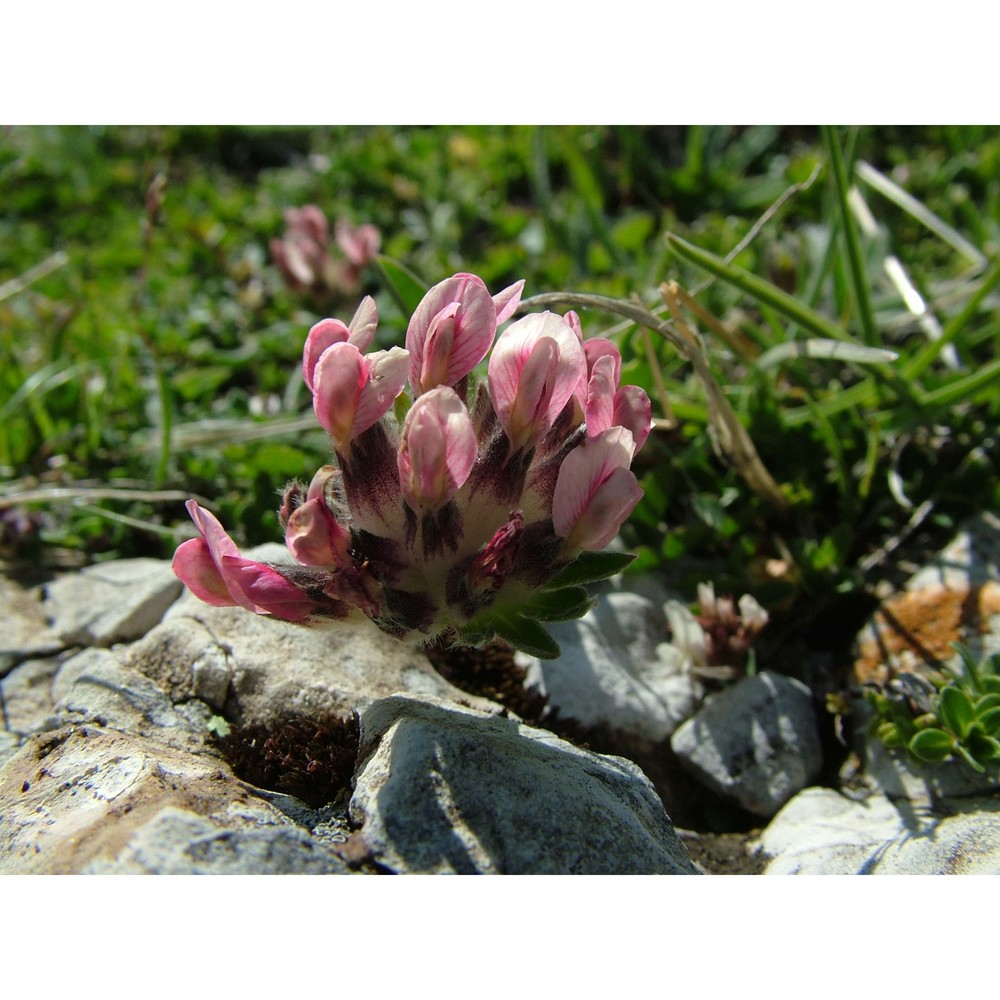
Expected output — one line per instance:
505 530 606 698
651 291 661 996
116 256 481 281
853 581 1000 686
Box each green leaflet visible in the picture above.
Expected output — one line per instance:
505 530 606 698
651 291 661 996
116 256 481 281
908 728 955 763
519 585 596 623
492 611 561 660
544 550 635 589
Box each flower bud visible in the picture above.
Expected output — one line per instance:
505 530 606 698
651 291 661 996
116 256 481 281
552 428 643 552
488 312 586 456
397 386 476 515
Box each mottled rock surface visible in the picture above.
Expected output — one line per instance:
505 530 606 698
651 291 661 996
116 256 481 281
44 558 182 646
671 672 822 818
350 695 699 874
757 786 1000 874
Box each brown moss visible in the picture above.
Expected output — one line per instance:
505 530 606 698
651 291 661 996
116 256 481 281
218 711 359 808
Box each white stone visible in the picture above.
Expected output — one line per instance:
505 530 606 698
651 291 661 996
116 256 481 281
758 786 1000 874
44 558 182 646
517 590 704 748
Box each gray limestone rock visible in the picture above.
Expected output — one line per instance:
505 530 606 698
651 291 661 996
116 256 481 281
904 511 1000 592
0 575 62 673
44 558 182 646
0 655 61 735
52 646 200 744
671 672 823 818
0 723 347 874
84 805 351 875
861 739 999 807
516 590 705 749
758 786 1000 874
349 694 699 874
134 553 497 729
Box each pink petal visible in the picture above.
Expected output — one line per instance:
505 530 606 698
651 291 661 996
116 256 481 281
397 386 476 514
564 310 584 340
172 537 238 607
282 239 315 286
303 318 351 392
557 466 642 552
488 312 586 453
347 295 378 352
312 342 367 446
181 500 260 611
414 300 460 394
492 279 525 325
186 499 241 568
296 205 329 246
406 273 496 395
351 345 410 440
305 464 338 501
336 222 380 265
584 338 622 384
220 556 317 621
552 427 636 542
613 385 652 454
285 497 352 567
585 354 618 438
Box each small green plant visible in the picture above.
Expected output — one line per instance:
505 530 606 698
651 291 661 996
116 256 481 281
866 644 1000 774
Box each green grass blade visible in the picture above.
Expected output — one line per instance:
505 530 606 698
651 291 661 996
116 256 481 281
856 160 988 269
917 355 1000 409
665 233 858 345
823 126 878 345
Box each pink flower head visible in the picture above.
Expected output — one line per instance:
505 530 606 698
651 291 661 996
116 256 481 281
312 343 409 450
488 311 586 455
302 296 378 392
172 501 317 621
552 428 644 552
290 205 329 246
397 386 477 515
335 221 381 267
270 205 331 289
406 272 525 396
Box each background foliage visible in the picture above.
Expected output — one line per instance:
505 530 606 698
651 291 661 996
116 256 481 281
2 125 999 674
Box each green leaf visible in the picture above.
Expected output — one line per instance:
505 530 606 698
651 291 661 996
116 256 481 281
493 612 561 659
544 551 635 589
876 720 905 749
206 715 231 738
822 126 878 345
908 727 956 763
974 693 1000 713
519 586 596 622
457 619 496 648
374 256 428 316
956 744 987 773
938 686 975 739
979 676 1000 696
976 706 1000 735
966 729 1000 763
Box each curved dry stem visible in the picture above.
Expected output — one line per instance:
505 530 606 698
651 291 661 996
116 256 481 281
519 288 789 512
